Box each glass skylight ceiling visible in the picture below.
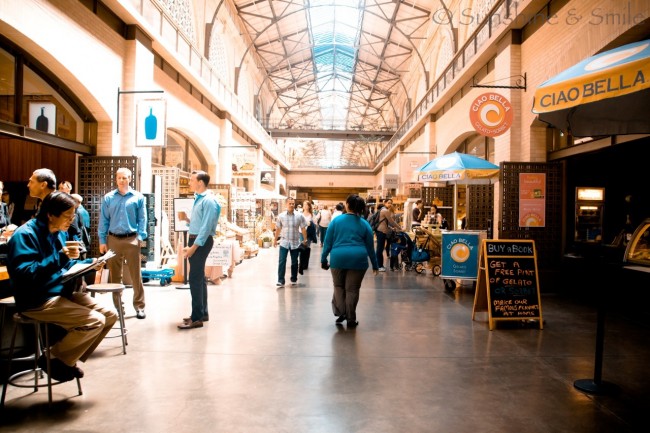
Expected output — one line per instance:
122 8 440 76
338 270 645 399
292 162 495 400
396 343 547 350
308 0 361 166
309 0 361 131
232 0 433 169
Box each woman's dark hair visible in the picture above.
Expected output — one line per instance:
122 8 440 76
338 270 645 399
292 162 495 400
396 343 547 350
345 194 366 216
335 202 344 211
36 191 76 223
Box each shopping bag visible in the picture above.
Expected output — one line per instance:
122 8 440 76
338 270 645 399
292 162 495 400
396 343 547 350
411 248 430 263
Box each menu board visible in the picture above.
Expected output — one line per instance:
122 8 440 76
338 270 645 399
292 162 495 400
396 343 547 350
472 240 543 330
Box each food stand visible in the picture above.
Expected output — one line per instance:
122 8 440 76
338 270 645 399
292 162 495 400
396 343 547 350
623 218 650 270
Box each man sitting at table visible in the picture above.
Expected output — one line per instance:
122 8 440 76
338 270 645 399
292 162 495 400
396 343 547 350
7 192 117 382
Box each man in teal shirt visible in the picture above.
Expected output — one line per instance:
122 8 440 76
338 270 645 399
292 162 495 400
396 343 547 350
178 170 220 329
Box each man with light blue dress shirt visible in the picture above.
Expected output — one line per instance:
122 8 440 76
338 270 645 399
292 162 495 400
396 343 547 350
178 170 220 330
98 167 148 319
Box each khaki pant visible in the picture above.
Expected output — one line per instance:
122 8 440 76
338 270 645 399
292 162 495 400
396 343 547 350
22 292 118 366
107 235 145 310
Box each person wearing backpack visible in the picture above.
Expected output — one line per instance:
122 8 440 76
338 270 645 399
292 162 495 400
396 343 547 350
374 199 402 272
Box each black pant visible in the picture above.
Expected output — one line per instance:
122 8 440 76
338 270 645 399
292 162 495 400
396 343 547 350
299 247 311 272
188 236 213 321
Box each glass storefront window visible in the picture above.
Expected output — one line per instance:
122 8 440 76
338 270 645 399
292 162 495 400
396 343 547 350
22 65 83 141
0 48 15 123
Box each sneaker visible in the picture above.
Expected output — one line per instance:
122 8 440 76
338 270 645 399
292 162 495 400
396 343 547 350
378 267 386 272
276 282 285 287
290 281 298 286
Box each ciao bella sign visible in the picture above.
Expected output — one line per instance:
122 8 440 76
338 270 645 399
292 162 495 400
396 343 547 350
469 92 513 137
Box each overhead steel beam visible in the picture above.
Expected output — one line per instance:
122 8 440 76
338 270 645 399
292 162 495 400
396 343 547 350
268 128 395 140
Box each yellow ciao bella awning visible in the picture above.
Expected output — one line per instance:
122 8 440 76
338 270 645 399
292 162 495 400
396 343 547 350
532 39 650 136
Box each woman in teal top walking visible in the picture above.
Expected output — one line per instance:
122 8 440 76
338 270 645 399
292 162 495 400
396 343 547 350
321 194 378 327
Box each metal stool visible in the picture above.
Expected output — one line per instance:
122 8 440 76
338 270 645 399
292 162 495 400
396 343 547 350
1 313 83 407
0 296 16 357
86 283 128 354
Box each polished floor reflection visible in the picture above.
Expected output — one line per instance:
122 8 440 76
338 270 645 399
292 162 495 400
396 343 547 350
1 245 649 432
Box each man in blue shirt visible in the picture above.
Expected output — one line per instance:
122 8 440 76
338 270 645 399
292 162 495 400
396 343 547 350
7 192 117 382
178 170 220 330
98 168 148 319
273 198 308 287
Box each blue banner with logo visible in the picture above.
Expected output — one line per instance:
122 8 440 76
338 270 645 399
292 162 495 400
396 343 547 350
441 232 480 280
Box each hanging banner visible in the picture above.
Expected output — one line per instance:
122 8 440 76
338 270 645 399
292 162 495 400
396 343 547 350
469 92 513 137
231 147 256 177
29 101 56 134
519 173 546 227
136 99 167 147
260 170 275 188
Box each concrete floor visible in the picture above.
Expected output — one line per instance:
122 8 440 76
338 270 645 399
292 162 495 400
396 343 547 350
1 245 649 433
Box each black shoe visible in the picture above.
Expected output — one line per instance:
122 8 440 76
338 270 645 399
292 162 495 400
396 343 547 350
38 356 75 383
136 309 146 319
298 268 304 275
347 320 359 328
336 314 347 324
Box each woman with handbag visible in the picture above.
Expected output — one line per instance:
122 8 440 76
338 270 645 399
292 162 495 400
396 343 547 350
321 194 378 328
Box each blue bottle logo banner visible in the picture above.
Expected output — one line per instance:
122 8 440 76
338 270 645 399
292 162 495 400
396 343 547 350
441 232 481 279
144 108 157 139
136 99 166 147
29 102 56 135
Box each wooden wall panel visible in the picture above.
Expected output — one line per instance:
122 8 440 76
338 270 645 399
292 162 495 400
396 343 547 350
0 138 76 186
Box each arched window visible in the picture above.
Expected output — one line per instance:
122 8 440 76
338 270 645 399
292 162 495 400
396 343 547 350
454 134 494 162
0 46 86 141
152 129 207 172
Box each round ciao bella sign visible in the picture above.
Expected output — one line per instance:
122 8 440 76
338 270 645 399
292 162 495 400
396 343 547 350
469 92 513 137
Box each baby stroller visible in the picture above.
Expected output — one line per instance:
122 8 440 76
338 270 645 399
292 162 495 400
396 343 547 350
413 226 442 276
389 231 416 271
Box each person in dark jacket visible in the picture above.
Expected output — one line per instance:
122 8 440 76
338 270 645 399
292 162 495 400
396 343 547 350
7 192 117 382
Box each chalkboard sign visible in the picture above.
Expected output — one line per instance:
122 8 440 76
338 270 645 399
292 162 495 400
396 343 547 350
472 240 543 330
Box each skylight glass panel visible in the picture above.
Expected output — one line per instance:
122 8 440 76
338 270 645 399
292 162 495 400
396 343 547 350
308 0 362 131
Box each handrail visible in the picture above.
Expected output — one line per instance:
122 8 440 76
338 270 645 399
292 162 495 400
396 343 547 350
126 0 287 166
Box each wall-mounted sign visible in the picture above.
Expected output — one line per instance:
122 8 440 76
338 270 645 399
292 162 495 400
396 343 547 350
469 92 513 137
231 147 256 177
519 173 546 227
136 99 167 147
577 187 604 201
29 102 56 134
384 174 399 189
260 170 275 188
